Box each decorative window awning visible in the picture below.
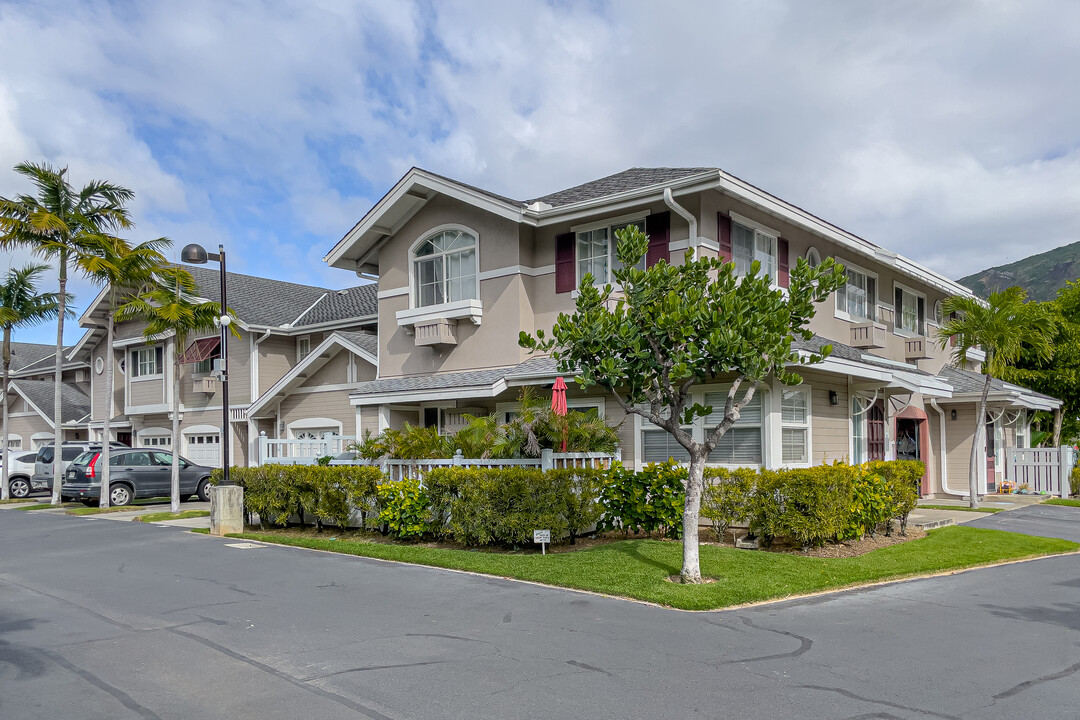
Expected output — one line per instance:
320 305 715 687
180 337 221 364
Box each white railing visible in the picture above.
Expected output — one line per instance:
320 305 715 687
257 433 358 465
1003 446 1073 498
381 448 622 483
230 407 249 422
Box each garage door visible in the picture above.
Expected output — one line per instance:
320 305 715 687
185 433 221 467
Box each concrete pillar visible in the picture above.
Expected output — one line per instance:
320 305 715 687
209 485 244 536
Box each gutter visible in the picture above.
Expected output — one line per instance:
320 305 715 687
930 398 964 496
664 188 698 258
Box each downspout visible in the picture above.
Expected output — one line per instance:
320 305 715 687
663 188 697 259
930 398 963 496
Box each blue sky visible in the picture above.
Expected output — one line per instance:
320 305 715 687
3 0 1080 345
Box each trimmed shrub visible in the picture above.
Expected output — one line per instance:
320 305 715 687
217 465 382 529
599 460 685 539
376 479 429 540
869 459 924 535
749 464 855 548
840 466 891 540
1071 465 1080 497
549 467 607 543
701 467 756 539
447 467 569 546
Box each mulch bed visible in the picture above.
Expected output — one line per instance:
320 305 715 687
246 522 924 558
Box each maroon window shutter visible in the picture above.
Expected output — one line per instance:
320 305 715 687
645 211 670 267
777 238 790 287
717 212 732 262
555 232 576 293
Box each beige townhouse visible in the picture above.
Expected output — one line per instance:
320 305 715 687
3 341 93 452
64 267 378 466
323 166 1059 497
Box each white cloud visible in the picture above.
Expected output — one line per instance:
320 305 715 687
3 0 1080 347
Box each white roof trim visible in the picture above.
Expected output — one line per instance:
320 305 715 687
247 332 378 416
349 379 510 406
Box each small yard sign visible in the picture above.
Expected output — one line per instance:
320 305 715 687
533 529 551 554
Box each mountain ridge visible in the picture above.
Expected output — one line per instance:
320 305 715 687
957 240 1080 301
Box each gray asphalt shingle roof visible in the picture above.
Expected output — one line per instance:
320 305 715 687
528 168 718 208
11 379 90 423
937 365 1055 400
351 366 519 397
335 331 379 358
184 266 376 329
8 342 63 373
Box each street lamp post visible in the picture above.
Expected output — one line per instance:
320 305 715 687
180 243 231 486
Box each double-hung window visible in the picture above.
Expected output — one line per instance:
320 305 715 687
894 285 925 335
836 265 877 322
413 229 478 308
640 406 691 464
732 221 777 279
576 220 645 285
296 336 311 363
781 388 809 464
131 346 163 378
704 390 763 465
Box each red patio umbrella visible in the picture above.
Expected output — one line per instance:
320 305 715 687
551 377 568 452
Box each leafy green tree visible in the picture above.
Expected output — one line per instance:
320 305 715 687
116 266 236 512
521 226 845 583
998 281 1080 446
0 162 133 504
939 287 1054 508
0 264 67 500
78 235 170 507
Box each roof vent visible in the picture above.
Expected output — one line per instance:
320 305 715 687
337 289 349 295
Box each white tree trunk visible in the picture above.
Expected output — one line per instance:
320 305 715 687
51 264 67 506
1 327 11 501
681 453 706 583
171 353 181 513
99 305 114 508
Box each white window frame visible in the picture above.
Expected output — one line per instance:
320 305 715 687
834 259 878 323
6 436 22 451
572 212 648 287
729 212 779 280
930 299 944 327
130 345 163 380
894 282 927 337
805 247 822 268
780 387 811 467
409 225 480 310
296 335 311 363
637 384 768 468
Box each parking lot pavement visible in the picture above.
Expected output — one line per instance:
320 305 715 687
967 502 1080 542
2 506 1079 719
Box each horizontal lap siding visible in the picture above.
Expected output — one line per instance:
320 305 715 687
129 379 164 406
360 406 379 435
3 412 51 449
804 372 849 465
278 390 357 436
946 405 977 486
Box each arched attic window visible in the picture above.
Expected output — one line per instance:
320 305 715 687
413 229 478 308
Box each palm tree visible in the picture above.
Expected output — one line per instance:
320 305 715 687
78 235 170 507
939 287 1054 508
0 162 134 504
116 266 236 512
0 264 66 500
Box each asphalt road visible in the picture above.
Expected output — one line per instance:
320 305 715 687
2 508 1079 720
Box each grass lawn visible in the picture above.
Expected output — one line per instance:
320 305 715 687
14 502 79 511
918 504 1002 513
136 510 210 523
65 498 175 516
217 526 1078 611
1045 498 1080 508
0 498 35 504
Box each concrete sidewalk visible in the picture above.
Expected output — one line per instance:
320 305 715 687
909 493 1051 529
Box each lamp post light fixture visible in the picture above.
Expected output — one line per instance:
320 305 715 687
180 243 232 487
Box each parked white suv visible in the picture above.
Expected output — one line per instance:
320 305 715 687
31 442 127 495
2 451 40 498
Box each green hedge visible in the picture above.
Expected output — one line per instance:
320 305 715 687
217 465 382 529
1071 466 1080 497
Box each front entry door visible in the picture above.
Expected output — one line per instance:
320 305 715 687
985 417 997 494
867 401 886 461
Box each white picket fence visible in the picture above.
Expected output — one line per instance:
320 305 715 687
1003 446 1074 498
257 433 358 465
380 449 622 483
